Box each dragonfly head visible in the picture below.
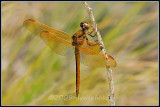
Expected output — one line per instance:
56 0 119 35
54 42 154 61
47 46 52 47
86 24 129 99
80 22 91 30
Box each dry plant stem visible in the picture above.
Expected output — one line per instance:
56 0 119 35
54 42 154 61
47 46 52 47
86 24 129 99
83 2 115 105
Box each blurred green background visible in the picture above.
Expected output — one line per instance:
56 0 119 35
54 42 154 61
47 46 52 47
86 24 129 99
2 2 158 105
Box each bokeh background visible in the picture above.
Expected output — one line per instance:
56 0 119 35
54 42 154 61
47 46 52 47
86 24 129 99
2 2 158 105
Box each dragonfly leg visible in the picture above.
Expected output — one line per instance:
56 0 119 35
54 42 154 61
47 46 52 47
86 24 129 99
87 28 97 37
86 38 92 46
86 38 99 46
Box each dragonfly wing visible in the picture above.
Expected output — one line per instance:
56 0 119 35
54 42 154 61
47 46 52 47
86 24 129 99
106 55 117 67
79 41 117 68
79 46 106 68
23 19 72 41
83 41 101 52
40 31 73 56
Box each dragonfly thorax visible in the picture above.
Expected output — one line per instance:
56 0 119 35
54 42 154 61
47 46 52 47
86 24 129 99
72 35 85 47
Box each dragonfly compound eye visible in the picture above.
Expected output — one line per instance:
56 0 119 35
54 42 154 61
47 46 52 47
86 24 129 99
84 22 91 29
80 22 91 30
80 22 84 28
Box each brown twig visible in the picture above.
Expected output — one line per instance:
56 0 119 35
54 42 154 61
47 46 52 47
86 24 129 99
83 2 115 105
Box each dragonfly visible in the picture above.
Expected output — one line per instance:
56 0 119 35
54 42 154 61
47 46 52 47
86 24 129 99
23 19 117 97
